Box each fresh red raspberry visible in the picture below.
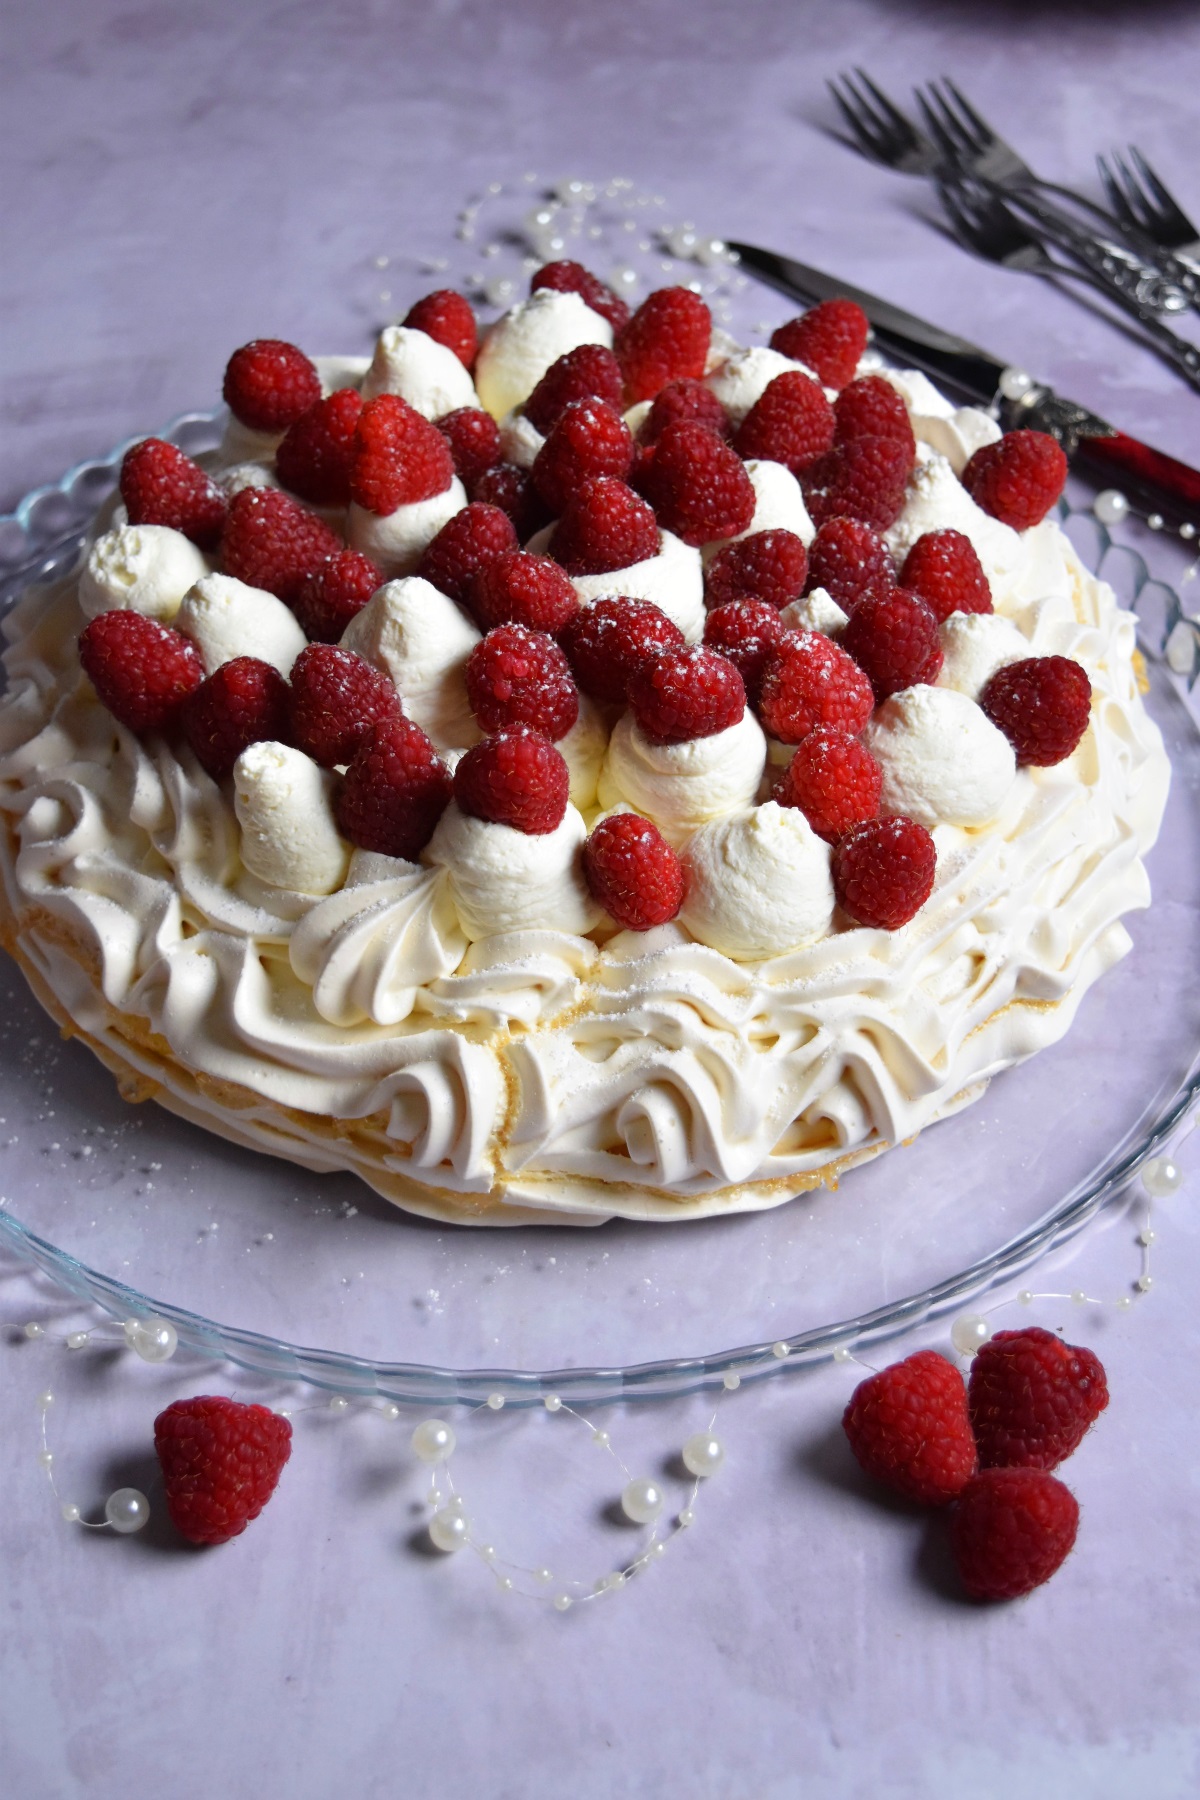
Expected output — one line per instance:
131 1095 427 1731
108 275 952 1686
638 422 755 547
900 529 992 622
805 516 895 613
549 477 659 576
221 487 343 606
349 394 455 515
627 645 745 744
531 398 635 513
119 438 227 550
770 299 870 390
465 624 579 740
524 344 625 436
802 435 912 532
616 287 712 405
949 1468 1080 1601
154 1395 292 1546
79 610 204 735
967 1328 1108 1473
733 370 836 474
980 656 1092 767
403 289 478 368
777 726 883 843
584 813 686 930
704 529 809 611
454 729 570 834
842 1349 977 1506
182 657 291 781
530 260 631 335
639 379 730 445
336 716 452 859
560 597 684 704
832 814 937 929
834 375 916 465
703 600 788 700
222 340 322 434
841 588 942 702
291 548 382 643
471 550 579 636
470 461 553 542
962 429 1067 530
758 632 874 743
275 388 363 506
416 502 517 605
436 407 502 488
288 643 403 768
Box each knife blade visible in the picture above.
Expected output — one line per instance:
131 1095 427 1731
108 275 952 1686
728 240 1200 530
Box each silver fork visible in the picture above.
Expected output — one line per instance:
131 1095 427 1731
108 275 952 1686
827 69 942 176
1098 148 1200 265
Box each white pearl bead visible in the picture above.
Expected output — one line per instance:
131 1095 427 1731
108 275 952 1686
1148 512 1165 532
621 1478 665 1525
36 1391 55 1410
1070 1289 1087 1305
498 1576 514 1592
1093 488 1130 526
950 1314 992 1354
327 1395 349 1413
23 1322 45 1340
592 1429 610 1448
678 1507 696 1528
477 1544 496 1561
1138 1228 1156 1247
1181 522 1197 541
771 1341 790 1360
722 1372 741 1391
60 1503 81 1524
552 1593 573 1612
999 365 1034 400
485 1393 505 1411
534 1567 553 1584
66 1331 90 1351
544 1394 563 1412
37 1450 53 1469
1017 1290 1034 1306
428 1506 470 1552
1116 1296 1134 1310
380 1403 401 1422
681 1433 725 1477
1143 1156 1183 1197
123 1317 178 1363
411 1419 456 1464
105 1488 150 1534
1136 1274 1154 1293
650 1541 666 1558
276 1409 292 1421
832 1345 852 1364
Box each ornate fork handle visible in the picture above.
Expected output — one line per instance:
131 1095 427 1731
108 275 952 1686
1012 188 1200 312
1044 250 1200 392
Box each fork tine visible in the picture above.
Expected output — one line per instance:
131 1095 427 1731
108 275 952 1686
940 77 992 144
924 79 981 154
1096 154 1134 227
914 90 962 163
1114 150 1156 230
853 68 920 140
1129 146 1191 225
936 180 980 247
827 74 888 159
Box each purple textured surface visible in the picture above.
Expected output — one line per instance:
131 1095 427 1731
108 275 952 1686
2 3 1200 1795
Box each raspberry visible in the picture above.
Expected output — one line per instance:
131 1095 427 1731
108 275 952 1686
702 600 788 700
770 298 870 390
733 370 836 474
832 814 937 929
349 394 455 515
616 287 712 405
222 339 322 434
704 529 809 611
802 435 912 532
805 516 895 613
777 727 883 843
335 717 452 859
291 548 382 643
584 813 685 930
288 643 403 769
531 398 635 513
471 550 579 636
840 588 942 702
757 632 874 743
465 624 579 740
967 1328 1108 1473
639 379 730 446
549 477 659 576
221 487 343 606
560 597 684 705
79 610 204 735
436 407 502 487
638 422 756 548
183 657 291 781
154 1395 292 1546
416 502 517 605
523 344 625 436
530 260 631 335
900 529 992 623
274 388 363 505
470 462 553 542
834 375 916 465
949 1468 1080 1601
842 1350 977 1506
627 645 745 744
980 656 1091 767
962 429 1067 530
119 438 227 550
454 729 570 835
402 289 477 368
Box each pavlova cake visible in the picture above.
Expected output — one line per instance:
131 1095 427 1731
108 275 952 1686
0 265 1170 1224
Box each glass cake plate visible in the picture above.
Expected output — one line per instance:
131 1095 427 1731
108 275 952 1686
1 415 1198 1409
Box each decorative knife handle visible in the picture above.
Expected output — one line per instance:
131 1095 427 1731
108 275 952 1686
1010 388 1200 529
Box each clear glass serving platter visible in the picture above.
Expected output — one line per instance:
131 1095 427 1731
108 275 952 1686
1 419 1198 1408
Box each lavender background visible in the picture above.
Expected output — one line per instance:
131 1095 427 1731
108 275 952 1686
3 2 1200 1795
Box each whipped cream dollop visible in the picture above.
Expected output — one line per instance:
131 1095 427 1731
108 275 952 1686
498 409 545 471
347 477 467 578
937 612 1030 701
864 686 1018 827
598 708 767 843
780 586 849 637
705 346 819 426
881 369 1002 475
424 802 601 940
682 802 835 959
233 741 350 894
361 325 479 418
80 525 209 624
529 524 706 642
887 443 1021 573
176 573 308 676
718 459 814 551
557 694 610 811
340 575 479 751
474 289 614 420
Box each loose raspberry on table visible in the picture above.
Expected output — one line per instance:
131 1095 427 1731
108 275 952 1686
349 394 456 515
220 486 343 606
403 289 478 368
770 298 870 390
805 516 895 613
466 624 579 740
548 477 660 576
275 388 363 506
584 813 686 930
962 429 1068 530
777 726 883 843
967 1328 1109 1472
79 610 204 735
833 375 916 465
703 600 788 700
454 728 570 835
900 528 992 622
616 287 712 405
222 339 322 434
119 438 227 550
733 370 836 474
436 407 502 488
980 655 1092 767
531 398 635 513
802 434 912 532
530 260 631 335
704 529 809 611
638 421 756 547
560 597 684 705
832 814 937 930
639 378 730 446
335 716 452 860
291 548 382 643
523 344 625 436
949 1468 1079 1601
471 550 579 636
840 587 943 701
288 643 403 769
842 1349 977 1506
471 461 553 542
627 645 745 744
183 657 292 781
757 631 874 743
154 1395 292 1547
416 502 517 605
